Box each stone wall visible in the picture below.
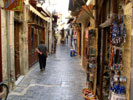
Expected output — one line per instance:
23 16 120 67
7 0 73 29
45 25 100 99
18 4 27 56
131 33 133 100
9 11 15 87
123 3 132 100
0 0 15 89
22 5 29 74
130 3 133 100
1 1 8 81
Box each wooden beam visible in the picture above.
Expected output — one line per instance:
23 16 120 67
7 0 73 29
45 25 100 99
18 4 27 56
99 29 106 100
28 22 44 29
99 2 107 99
112 0 117 13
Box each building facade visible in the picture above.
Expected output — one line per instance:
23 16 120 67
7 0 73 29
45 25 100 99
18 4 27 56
0 0 52 90
69 0 133 100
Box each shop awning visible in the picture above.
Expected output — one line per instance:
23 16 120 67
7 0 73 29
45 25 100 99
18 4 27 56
67 18 74 24
76 6 90 23
24 1 50 22
99 18 112 28
69 0 86 12
29 5 50 22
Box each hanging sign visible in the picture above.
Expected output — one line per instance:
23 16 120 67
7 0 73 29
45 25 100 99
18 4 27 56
4 0 23 11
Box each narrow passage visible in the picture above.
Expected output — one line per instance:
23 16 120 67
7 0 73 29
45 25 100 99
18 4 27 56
7 45 86 100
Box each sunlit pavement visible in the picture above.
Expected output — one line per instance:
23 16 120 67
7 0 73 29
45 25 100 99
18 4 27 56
7 45 87 100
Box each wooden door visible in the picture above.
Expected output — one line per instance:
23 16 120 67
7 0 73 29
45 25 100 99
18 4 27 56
28 26 34 67
14 21 20 79
34 28 38 62
44 28 45 43
28 26 38 67
39 29 41 44
42 28 45 43
0 7 2 82
28 26 32 67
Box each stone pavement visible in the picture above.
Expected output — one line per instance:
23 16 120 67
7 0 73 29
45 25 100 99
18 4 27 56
7 45 87 100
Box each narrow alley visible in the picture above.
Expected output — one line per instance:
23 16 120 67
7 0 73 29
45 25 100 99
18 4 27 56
7 45 86 100
0 0 133 100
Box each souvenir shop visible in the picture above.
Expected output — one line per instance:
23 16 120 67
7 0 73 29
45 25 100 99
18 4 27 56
82 2 132 100
97 3 132 100
98 15 128 100
82 16 131 100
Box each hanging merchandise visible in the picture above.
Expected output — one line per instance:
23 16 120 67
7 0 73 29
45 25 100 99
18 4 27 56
109 47 123 70
82 27 98 100
110 92 126 100
111 20 126 46
109 47 114 67
110 83 126 95
88 63 97 69
89 48 96 56
108 16 127 100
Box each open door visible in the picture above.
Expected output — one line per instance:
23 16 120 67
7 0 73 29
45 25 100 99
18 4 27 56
14 21 20 79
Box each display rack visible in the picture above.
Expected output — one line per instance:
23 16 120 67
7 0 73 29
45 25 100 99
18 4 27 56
86 27 98 95
107 10 132 99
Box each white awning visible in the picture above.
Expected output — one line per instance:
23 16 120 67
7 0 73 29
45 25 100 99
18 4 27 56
29 5 50 22
99 18 112 28
24 1 50 22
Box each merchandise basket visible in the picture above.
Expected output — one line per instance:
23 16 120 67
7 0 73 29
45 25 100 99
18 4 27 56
82 88 96 100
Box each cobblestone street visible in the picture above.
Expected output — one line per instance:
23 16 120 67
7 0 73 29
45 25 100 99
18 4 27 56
7 45 87 100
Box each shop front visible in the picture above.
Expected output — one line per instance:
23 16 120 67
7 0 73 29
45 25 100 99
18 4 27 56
96 1 132 100
28 24 45 67
14 11 24 80
77 0 132 100
27 1 49 68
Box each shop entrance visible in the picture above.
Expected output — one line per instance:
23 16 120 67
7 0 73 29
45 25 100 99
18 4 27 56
0 7 2 82
28 25 45 67
28 26 35 68
14 21 20 79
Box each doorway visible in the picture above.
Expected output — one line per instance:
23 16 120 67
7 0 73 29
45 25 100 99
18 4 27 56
14 21 20 79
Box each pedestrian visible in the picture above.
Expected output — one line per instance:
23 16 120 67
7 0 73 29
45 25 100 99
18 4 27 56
36 40 48 71
66 34 68 44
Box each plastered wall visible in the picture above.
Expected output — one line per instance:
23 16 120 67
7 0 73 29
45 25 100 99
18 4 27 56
123 2 132 100
1 1 8 81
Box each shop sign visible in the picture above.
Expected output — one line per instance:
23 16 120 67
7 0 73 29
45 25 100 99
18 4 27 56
4 0 23 11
